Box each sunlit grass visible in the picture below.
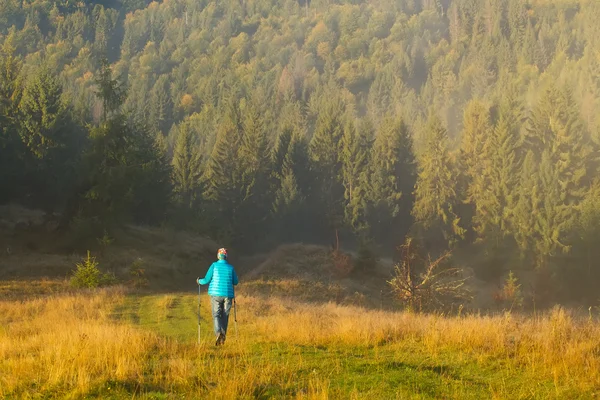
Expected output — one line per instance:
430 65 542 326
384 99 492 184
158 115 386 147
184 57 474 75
1 283 599 399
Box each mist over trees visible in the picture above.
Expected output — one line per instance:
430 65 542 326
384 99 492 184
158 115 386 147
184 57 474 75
1 0 600 303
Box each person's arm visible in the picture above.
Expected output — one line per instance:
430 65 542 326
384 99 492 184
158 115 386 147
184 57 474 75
232 267 239 286
198 264 215 285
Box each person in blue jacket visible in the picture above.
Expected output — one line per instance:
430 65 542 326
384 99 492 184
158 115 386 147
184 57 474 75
197 248 239 346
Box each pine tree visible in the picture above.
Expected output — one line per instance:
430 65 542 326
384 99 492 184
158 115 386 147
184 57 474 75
533 151 567 267
369 116 416 245
309 93 346 241
18 67 69 159
460 100 492 205
149 75 173 136
526 86 591 235
272 128 293 183
271 127 312 242
0 41 23 204
513 150 539 262
18 66 82 213
513 150 568 270
203 98 242 205
473 104 522 241
412 115 464 248
95 57 126 121
237 98 271 242
340 118 369 233
172 122 203 209
79 63 171 226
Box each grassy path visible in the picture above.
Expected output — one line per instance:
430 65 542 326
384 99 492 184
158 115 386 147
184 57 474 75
108 293 581 399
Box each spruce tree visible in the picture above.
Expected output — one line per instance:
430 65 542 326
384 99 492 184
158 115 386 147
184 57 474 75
172 122 203 209
341 119 369 233
95 57 126 122
513 150 539 262
78 62 171 226
369 116 416 246
412 115 464 248
460 100 492 205
18 66 81 213
474 106 522 242
237 98 271 242
523 86 592 265
203 98 242 206
309 93 346 243
0 42 23 204
533 150 567 268
271 128 312 242
18 67 69 159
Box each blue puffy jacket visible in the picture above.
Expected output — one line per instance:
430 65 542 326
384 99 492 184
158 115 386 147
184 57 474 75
198 259 239 298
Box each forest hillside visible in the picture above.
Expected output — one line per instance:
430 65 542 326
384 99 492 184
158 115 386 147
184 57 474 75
1 0 600 305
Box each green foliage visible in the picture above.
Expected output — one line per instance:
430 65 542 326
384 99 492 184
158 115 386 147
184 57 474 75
2 0 600 302
95 57 126 121
81 114 171 225
309 88 346 239
172 122 203 209
341 119 369 233
494 271 524 310
412 115 464 248
128 257 149 288
70 251 117 289
18 67 68 158
354 237 379 274
368 116 416 246
96 230 114 249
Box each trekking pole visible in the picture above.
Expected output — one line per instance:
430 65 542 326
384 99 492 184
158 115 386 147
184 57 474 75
234 298 238 339
197 278 201 345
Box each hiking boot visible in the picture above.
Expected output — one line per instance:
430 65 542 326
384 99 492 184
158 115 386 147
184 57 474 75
215 332 225 346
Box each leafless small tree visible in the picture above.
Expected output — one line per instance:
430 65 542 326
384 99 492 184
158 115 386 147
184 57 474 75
388 238 472 312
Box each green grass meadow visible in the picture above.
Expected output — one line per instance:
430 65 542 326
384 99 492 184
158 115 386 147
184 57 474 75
99 291 583 399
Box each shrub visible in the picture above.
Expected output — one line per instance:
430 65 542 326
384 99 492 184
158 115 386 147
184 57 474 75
331 250 353 278
128 257 149 288
96 230 114 250
70 251 117 288
387 238 472 312
354 238 379 273
493 271 524 310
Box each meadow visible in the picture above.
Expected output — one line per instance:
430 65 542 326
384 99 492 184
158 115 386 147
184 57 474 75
1 280 599 399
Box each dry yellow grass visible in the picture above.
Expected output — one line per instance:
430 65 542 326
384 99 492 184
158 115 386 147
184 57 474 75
1 285 599 398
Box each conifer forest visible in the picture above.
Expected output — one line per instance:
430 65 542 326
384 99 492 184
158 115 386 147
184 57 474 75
2 0 600 303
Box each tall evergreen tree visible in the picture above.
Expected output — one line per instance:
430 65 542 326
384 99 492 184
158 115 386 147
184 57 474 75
0 42 23 204
95 57 126 122
460 100 492 205
237 98 272 243
513 150 539 262
369 116 416 246
524 86 592 255
18 67 70 159
78 62 171 226
18 66 81 212
473 105 522 241
309 92 346 243
149 75 173 136
271 127 312 243
412 115 464 248
341 119 369 234
172 122 203 209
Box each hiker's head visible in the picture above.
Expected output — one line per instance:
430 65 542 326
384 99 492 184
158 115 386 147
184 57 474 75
217 248 228 260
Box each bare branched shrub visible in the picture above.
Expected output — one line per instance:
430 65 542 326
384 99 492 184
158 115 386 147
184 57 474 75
387 238 472 312
331 250 353 278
